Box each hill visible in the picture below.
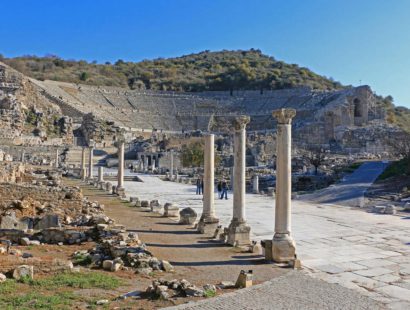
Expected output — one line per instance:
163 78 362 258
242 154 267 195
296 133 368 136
0 49 343 92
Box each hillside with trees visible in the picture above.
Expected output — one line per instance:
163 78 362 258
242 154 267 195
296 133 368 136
0 49 343 92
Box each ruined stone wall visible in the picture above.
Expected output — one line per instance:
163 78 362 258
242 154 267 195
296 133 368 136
0 63 74 145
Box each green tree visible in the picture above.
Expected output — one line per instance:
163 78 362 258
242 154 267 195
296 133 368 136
79 72 89 81
181 141 204 168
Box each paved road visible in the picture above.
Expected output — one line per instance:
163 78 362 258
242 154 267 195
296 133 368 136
101 166 410 308
165 272 385 310
298 161 388 207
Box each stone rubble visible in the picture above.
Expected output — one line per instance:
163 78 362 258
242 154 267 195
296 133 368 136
145 279 217 300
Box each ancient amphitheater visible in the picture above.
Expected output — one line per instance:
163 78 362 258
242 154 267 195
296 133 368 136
30 78 398 153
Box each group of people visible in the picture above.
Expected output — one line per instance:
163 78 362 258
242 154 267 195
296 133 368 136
195 177 229 200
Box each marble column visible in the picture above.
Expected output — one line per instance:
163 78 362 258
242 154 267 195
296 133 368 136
98 166 104 182
21 151 25 163
170 150 174 178
81 147 86 180
144 156 149 173
198 134 219 234
117 141 125 191
253 175 259 194
271 108 296 262
227 116 251 246
151 155 156 172
88 144 94 179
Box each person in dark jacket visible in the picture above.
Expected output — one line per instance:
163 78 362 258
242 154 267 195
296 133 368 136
196 177 203 195
217 180 222 198
220 179 228 199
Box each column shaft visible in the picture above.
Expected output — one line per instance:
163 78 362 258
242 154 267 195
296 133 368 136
233 128 246 222
198 134 219 234
98 166 104 182
117 142 124 188
275 124 291 234
170 151 174 176
88 147 94 179
203 134 215 218
253 175 259 194
227 115 251 246
271 108 296 262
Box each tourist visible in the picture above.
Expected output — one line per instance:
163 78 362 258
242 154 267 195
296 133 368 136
221 179 228 200
196 177 202 195
217 180 222 197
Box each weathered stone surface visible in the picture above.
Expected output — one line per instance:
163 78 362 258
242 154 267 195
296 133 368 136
34 214 60 230
0 213 32 230
185 286 205 297
226 221 251 246
164 203 179 217
161 260 174 272
0 273 6 282
385 205 397 215
102 260 114 271
179 207 197 225
13 265 34 280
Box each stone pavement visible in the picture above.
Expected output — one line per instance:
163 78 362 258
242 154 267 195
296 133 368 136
299 161 388 207
107 170 410 308
164 272 385 310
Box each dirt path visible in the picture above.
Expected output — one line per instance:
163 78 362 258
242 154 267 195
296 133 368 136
66 178 288 287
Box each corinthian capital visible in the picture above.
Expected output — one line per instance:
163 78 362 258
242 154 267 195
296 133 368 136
272 109 296 124
232 115 250 131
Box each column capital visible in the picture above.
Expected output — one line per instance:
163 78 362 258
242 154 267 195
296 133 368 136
272 109 296 124
232 115 250 131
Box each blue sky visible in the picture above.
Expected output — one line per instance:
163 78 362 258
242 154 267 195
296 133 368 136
1 0 409 107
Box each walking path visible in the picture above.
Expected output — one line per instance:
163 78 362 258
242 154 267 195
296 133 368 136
165 272 384 310
299 161 388 207
104 170 410 309
74 181 386 309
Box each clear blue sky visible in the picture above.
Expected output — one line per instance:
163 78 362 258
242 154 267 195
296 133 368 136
1 0 410 107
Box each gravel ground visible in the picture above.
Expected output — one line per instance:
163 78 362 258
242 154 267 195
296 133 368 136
165 271 386 310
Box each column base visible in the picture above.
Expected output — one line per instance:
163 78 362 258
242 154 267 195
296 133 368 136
226 220 251 246
197 216 219 235
116 187 126 198
271 233 296 263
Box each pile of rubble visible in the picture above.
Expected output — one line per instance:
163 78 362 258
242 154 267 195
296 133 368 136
146 279 217 300
72 223 174 274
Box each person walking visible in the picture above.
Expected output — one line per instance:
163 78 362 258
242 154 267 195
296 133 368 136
221 179 228 200
217 180 222 198
196 177 202 195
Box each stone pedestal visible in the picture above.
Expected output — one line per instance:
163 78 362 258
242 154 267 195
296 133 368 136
270 109 297 262
226 219 251 246
117 141 125 195
117 187 126 198
164 202 179 217
198 134 219 234
227 116 251 246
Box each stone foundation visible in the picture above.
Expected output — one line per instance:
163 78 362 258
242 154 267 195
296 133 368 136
226 220 251 246
271 234 296 263
197 216 219 235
